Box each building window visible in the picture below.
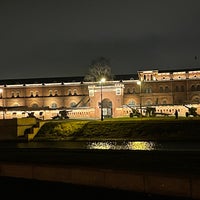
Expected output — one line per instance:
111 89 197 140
146 100 152 106
89 90 94 97
68 89 72 96
175 86 179 92
70 102 76 108
32 103 39 108
191 85 195 91
165 86 169 92
159 87 163 93
49 90 53 96
54 90 58 96
30 91 34 97
127 88 131 94
116 88 121 95
51 103 57 109
146 87 152 93
73 89 77 95
181 85 184 92
128 100 135 107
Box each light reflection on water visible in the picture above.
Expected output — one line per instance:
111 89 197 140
87 141 156 150
11 140 200 151
15 140 156 150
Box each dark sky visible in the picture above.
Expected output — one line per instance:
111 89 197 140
1 0 200 80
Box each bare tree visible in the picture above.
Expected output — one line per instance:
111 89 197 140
84 57 114 82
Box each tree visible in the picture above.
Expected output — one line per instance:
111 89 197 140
84 57 114 82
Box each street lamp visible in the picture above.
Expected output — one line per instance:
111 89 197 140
0 88 5 119
137 80 142 117
100 78 106 121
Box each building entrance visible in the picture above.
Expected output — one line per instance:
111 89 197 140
102 98 112 118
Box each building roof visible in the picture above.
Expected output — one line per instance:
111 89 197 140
0 74 138 86
0 67 199 86
0 76 85 86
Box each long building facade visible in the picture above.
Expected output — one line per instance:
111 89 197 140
0 68 200 120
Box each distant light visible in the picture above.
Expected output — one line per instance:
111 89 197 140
100 78 106 83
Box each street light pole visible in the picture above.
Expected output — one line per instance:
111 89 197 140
137 81 142 117
100 78 106 121
0 88 5 119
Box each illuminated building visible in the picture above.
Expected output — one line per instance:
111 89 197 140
0 68 199 119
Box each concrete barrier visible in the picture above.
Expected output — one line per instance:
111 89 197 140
1 162 200 199
0 118 45 141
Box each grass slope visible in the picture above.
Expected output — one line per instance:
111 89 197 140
34 117 200 141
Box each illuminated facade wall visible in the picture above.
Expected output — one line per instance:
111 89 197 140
0 68 199 119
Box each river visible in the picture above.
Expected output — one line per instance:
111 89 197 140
0 140 198 199
1 140 200 151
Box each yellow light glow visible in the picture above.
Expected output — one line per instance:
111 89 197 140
100 78 106 83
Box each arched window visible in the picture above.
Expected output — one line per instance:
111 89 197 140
181 85 184 92
73 89 77 95
127 88 130 94
68 89 72 95
16 91 20 97
32 103 39 108
30 91 34 97
159 87 163 93
165 86 169 92
128 100 135 107
145 87 152 93
191 85 195 91
51 103 57 109
54 90 58 96
146 100 152 106
49 90 53 96
70 102 76 108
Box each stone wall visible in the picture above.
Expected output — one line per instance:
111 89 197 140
0 118 38 141
0 162 200 199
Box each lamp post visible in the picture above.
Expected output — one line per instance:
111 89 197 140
100 78 106 121
0 88 5 119
137 80 142 117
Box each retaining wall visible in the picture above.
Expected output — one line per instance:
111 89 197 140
0 162 200 199
0 118 43 141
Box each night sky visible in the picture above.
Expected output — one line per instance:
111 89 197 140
1 0 200 80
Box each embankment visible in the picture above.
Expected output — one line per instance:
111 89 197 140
34 118 200 141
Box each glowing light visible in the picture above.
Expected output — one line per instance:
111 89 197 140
87 141 156 150
126 141 155 150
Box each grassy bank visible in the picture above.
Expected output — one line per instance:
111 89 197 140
33 117 200 141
